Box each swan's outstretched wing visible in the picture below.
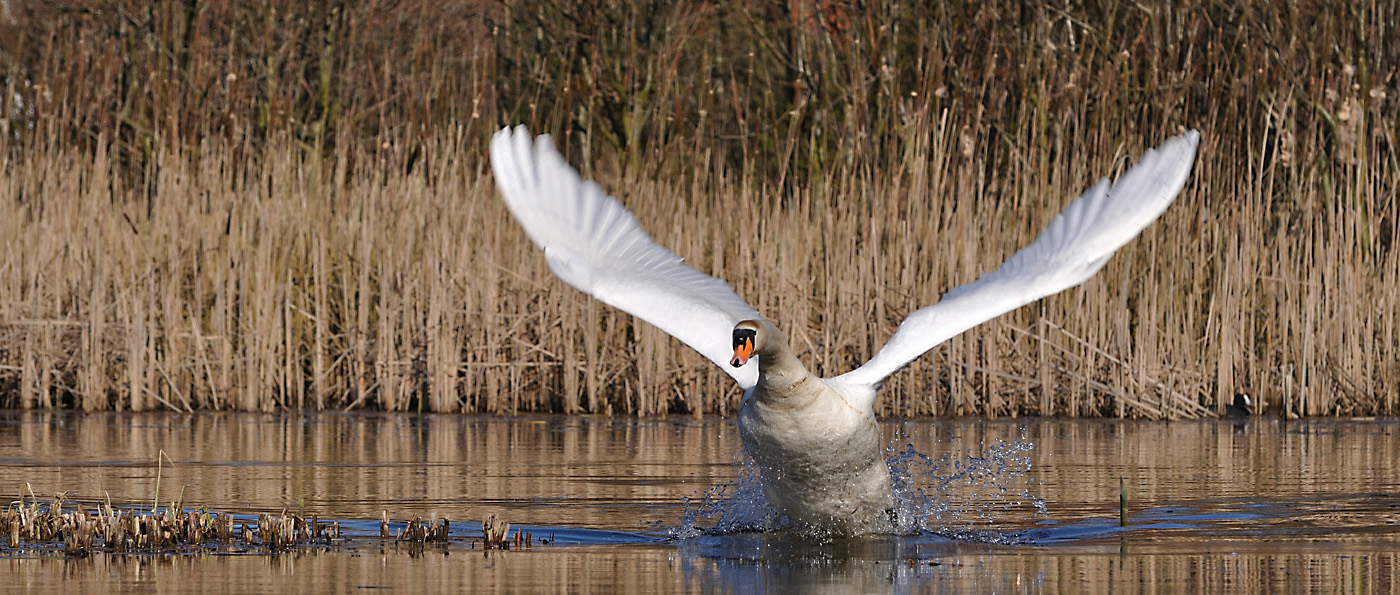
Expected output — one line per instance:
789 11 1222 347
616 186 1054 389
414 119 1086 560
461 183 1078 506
490 126 763 388
835 131 1200 392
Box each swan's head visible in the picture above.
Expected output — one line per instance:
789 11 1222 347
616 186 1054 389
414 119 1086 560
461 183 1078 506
729 320 762 368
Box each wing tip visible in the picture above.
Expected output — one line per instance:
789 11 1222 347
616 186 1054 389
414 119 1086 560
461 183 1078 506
490 124 560 180
1161 128 1202 164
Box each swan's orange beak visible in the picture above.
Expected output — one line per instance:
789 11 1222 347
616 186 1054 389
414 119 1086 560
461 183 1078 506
730 334 754 367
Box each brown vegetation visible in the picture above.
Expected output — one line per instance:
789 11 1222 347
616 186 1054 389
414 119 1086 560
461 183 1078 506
0 1 1396 417
0 483 528 555
0 485 340 554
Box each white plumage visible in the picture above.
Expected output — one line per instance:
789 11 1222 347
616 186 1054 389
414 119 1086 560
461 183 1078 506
490 126 1199 535
490 130 763 389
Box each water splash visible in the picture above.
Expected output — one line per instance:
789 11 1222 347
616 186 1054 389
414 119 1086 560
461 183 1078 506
887 429 1047 543
671 428 1045 541
670 458 780 539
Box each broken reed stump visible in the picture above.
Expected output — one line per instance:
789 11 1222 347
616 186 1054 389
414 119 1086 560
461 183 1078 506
381 512 531 550
481 513 530 550
394 514 450 543
482 513 508 549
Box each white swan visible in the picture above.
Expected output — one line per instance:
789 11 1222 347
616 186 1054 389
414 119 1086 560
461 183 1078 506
489 126 1200 535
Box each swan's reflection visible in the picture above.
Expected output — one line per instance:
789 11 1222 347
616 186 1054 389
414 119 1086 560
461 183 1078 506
675 532 983 594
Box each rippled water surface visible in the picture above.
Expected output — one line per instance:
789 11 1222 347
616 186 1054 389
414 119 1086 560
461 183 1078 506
2 412 1398 593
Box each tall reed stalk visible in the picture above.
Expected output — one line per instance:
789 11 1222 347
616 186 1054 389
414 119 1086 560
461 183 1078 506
0 1 1395 417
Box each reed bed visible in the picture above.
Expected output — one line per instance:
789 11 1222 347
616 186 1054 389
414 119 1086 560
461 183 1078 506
0 1 1396 418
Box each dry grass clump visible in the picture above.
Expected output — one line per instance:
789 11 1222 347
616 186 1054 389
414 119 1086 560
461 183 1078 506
0 1 1396 418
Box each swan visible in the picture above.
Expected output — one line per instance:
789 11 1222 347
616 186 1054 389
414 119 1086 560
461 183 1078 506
489 126 1200 535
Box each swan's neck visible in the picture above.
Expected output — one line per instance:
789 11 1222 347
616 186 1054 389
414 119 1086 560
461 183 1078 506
756 345 810 389
752 323 821 403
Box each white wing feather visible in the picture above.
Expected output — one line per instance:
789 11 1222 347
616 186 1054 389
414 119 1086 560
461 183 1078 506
835 130 1200 394
489 126 763 388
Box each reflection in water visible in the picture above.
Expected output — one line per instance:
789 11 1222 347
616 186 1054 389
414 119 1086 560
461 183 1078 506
678 533 921 593
10 544 1395 594
679 536 1400 594
0 412 740 529
2 412 1399 593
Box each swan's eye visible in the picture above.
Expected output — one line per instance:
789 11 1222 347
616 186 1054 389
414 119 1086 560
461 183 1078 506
732 328 756 350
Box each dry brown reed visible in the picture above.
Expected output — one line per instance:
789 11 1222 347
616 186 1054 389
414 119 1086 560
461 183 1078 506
481 512 530 550
0 1 1396 418
0 484 341 554
1 477 529 556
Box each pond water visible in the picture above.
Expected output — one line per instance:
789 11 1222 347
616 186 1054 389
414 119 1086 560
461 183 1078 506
1 412 1397 593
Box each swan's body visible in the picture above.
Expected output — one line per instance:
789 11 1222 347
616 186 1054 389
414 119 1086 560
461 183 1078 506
733 319 895 533
489 126 1200 535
